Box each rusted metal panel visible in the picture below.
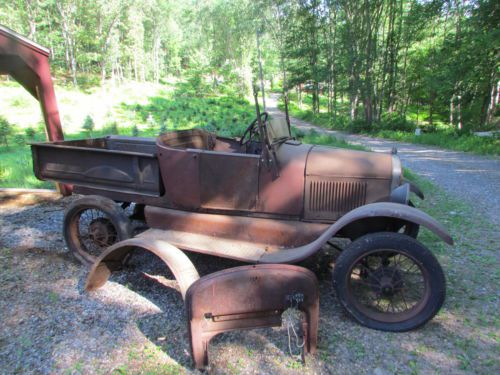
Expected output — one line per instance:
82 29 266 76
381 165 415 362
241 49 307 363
212 136 245 153
159 130 261 211
258 143 312 215
145 206 328 248
305 177 368 221
156 132 205 208
135 228 266 262
306 145 393 180
157 148 200 208
185 264 319 369
84 201 454 267
31 137 162 196
157 129 216 150
138 202 453 266
199 151 259 210
304 145 393 221
85 238 200 299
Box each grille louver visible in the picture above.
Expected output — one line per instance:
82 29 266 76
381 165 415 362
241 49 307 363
307 179 367 220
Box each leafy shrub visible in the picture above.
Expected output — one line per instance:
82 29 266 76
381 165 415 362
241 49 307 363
10 95 30 108
104 121 119 135
379 113 416 132
159 122 167 134
14 134 25 145
36 121 46 135
25 127 36 141
147 114 156 131
0 116 13 146
132 124 139 137
329 115 350 130
82 115 95 137
420 123 437 133
350 119 371 133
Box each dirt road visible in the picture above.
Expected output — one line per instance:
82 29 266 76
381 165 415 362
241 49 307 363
267 94 500 227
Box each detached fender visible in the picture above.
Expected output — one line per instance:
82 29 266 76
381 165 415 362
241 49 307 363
260 202 453 264
85 238 200 299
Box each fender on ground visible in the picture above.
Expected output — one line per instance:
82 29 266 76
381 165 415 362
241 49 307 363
85 238 200 299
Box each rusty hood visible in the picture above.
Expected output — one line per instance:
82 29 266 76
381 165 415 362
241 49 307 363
306 145 395 180
304 145 401 221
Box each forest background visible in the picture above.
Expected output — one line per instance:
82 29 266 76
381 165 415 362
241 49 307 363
0 0 498 156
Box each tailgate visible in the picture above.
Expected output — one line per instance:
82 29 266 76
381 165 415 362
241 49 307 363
31 137 162 197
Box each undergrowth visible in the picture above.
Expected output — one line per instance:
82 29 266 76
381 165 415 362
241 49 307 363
280 96 499 156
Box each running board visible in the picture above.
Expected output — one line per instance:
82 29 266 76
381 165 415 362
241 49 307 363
137 228 271 262
144 206 328 248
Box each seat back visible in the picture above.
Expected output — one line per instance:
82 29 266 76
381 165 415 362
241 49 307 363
157 129 215 150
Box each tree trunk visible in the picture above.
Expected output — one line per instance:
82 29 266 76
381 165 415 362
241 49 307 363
457 95 462 130
350 93 359 121
298 85 302 109
450 96 454 126
313 82 320 114
429 90 435 126
56 0 77 86
25 0 38 41
486 79 499 125
256 30 266 110
153 27 161 84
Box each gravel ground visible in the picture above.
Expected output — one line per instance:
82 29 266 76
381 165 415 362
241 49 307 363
267 94 500 227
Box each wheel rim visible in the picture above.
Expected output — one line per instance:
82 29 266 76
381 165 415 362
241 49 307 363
346 249 431 323
68 208 119 261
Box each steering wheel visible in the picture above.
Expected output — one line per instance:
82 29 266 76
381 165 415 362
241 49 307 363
240 112 269 147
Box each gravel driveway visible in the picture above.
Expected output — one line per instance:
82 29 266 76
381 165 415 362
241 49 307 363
267 94 500 227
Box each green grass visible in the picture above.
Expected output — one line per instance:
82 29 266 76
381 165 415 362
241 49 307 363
369 128 500 155
121 84 256 138
0 144 52 189
280 94 499 156
296 129 368 151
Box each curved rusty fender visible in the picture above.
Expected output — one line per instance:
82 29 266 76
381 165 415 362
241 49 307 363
260 202 453 264
85 238 200 299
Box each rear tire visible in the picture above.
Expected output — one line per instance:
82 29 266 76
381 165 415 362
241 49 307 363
63 195 132 266
332 232 445 332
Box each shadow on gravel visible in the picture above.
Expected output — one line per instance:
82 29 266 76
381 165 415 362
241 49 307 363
0 198 68 251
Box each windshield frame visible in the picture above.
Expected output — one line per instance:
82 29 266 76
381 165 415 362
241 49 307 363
265 117 293 146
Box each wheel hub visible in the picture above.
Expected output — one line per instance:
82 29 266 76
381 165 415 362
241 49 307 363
368 266 403 297
88 218 116 247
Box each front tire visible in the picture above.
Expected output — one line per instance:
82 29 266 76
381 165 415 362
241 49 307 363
332 232 445 332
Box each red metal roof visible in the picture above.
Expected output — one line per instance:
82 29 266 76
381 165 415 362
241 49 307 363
0 24 64 142
0 25 50 56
